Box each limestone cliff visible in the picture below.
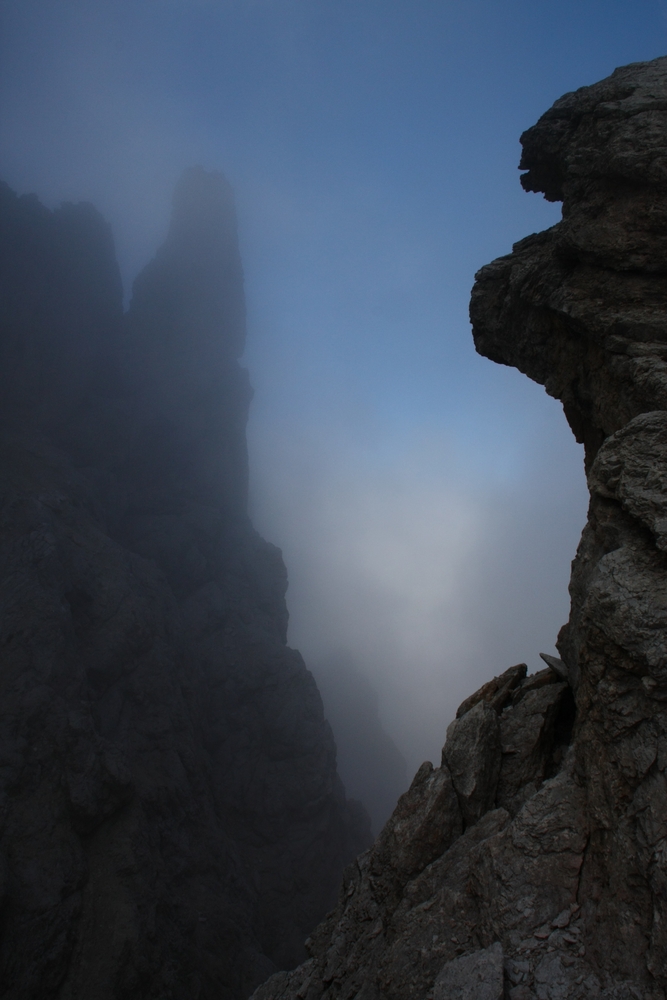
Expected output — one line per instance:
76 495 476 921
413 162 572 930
0 168 370 1000
252 56 667 1000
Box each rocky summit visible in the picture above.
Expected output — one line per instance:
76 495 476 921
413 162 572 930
0 167 371 1000
252 56 667 1000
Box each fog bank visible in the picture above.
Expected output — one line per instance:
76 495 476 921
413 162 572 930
249 394 588 776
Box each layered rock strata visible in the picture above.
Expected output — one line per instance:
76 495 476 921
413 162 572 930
252 55 667 1000
0 168 370 1000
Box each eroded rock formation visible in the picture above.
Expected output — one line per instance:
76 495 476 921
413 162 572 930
252 55 667 1000
0 168 370 999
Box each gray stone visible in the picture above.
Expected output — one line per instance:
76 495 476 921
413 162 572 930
496 681 571 814
538 653 568 683
375 760 463 879
508 989 536 1000
442 700 501 827
456 663 527 718
432 943 504 1000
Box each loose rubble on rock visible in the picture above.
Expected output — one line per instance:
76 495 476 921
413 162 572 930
0 168 370 999
252 55 667 1000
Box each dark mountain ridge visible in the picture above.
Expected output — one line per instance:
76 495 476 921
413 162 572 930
0 167 370 1000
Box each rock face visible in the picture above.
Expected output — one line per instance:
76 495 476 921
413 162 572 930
0 168 370 1000
252 56 667 1000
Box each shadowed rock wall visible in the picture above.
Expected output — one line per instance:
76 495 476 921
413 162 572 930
0 168 370 1000
251 55 667 1000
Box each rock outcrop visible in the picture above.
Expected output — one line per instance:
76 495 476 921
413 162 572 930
0 168 370 1000
252 55 667 1000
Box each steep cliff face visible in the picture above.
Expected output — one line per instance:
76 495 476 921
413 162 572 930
252 56 667 1000
0 168 370 1000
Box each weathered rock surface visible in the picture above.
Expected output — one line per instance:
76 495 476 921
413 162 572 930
442 700 501 827
432 942 504 1000
0 169 370 999
252 55 667 1000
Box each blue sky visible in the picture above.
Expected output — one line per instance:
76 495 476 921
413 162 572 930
2 0 666 770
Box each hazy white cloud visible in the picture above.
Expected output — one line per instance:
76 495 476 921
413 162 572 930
249 408 588 774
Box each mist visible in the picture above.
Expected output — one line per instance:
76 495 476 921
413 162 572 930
248 393 587 779
2 0 665 820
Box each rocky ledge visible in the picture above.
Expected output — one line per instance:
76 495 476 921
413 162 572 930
252 55 667 1000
